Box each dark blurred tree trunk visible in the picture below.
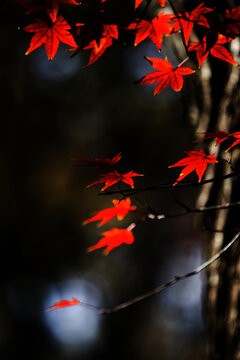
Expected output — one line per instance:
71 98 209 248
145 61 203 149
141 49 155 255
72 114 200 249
191 1 240 358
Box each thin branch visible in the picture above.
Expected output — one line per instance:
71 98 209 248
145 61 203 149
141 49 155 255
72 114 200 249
131 201 240 222
98 171 240 198
75 232 240 314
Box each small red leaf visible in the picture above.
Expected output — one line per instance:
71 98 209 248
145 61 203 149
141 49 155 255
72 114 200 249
169 149 218 185
195 131 229 146
87 171 143 191
87 228 135 255
71 153 122 167
84 198 136 226
188 33 238 67
138 57 194 95
226 131 240 151
45 298 80 312
127 13 173 50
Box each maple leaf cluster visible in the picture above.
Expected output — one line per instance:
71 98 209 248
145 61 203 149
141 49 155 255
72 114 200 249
71 153 143 254
8 0 238 95
73 126 240 254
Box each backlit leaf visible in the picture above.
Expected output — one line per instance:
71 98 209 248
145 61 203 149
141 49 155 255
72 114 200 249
169 149 218 185
87 228 135 255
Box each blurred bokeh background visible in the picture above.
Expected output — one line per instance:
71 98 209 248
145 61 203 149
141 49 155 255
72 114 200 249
1 3 207 360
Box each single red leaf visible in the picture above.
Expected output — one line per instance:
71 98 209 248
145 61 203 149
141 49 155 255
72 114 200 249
188 33 238 67
169 149 218 186
226 131 240 151
135 0 143 8
135 0 165 8
172 3 213 45
84 198 136 226
71 153 122 167
222 6 240 38
138 57 195 95
24 15 77 60
127 12 173 50
155 0 166 7
195 131 230 146
195 131 240 152
45 298 80 312
87 171 143 191
17 0 79 22
87 228 135 255
82 24 118 66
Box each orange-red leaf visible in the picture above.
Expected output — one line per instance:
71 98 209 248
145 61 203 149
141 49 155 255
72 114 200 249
155 0 166 7
83 24 118 66
45 298 80 312
84 198 136 226
195 131 240 152
188 33 238 67
24 16 77 60
135 0 165 8
18 0 79 22
87 171 143 191
138 57 195 95
172 3 213 45
226 131 240 151
71 153 122 167
222 6 240 38
127 12 173 50
87 228 135 255
195 131 229 146
169 149 218 186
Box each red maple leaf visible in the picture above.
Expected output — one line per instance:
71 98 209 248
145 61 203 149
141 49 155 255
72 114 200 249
24 15 77 60
220 6 240 38
70 153 122 167
188 33 238 67
135 0 143 8
138 57 195 95
155 0 166 6
127 12 173 50
172 2 213 45
195 130 240 152
169 149 218 186
135 0 165 8
81 24 118 66
226 131 240 151
17 0 79 22
87 228 135 255
87 171 143 191
45 298 80 312
195 131 230 146
84 198 136 226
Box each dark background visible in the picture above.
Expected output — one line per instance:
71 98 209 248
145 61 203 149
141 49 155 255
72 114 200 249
1 2 207 359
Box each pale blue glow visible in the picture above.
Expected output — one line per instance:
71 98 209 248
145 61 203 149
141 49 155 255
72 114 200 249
43 278 102 350
28 44 81 82
154 247 203 330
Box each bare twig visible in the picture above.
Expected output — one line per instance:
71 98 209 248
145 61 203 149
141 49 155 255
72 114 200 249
75 232 240 314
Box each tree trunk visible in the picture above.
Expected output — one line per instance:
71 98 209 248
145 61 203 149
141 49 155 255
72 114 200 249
193 2 240 357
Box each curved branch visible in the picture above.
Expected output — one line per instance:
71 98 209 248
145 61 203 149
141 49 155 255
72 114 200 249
73 232 240 314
